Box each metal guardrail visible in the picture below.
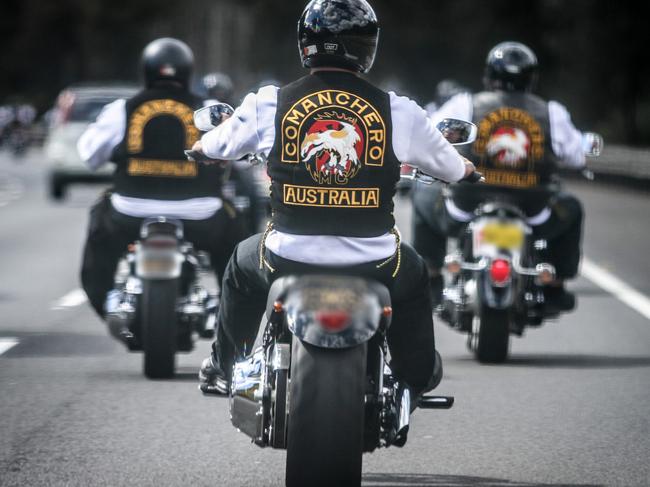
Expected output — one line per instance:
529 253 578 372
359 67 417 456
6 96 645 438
587 145 650 180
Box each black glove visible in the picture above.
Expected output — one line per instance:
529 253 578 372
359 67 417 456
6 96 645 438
461 170 484 184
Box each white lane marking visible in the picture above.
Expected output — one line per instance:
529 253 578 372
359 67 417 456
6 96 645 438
582 258 650 320
51 288 87 310
0 338 19 356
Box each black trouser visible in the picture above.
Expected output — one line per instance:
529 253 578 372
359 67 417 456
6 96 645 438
80 192 244 317
411 183 584 279
213 234 436 392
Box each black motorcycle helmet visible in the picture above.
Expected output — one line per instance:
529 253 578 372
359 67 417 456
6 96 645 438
202 72 234 103
483 41 538 92
142 38 194 88
298 0 379 74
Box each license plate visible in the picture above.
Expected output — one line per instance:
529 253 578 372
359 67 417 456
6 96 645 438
140 257 176 274
136 249 181 278
480 223 524 249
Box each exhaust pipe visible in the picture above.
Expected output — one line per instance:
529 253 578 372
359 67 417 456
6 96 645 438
230 348 266 445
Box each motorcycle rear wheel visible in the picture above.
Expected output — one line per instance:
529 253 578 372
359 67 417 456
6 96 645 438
285 337 367 487
142 279 178 379
472 306 510 363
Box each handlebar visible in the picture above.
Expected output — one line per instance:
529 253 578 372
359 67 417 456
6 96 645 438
184 149 218 164
186 150 267 167
402 168 485 185
187 149 484 184
461 170 485 184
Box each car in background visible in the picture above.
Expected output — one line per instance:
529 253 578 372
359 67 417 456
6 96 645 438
44 83 138 200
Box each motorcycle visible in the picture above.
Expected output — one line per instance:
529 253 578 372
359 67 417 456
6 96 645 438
105 217 217 379
438 132 603 363
193 106 479 486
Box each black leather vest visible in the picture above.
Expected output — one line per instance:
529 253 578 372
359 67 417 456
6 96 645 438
267 72 400 237
453 91 557 215
112 87 223 200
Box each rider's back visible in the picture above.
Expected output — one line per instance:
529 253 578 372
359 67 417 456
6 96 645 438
453 90 558 216
267 71 400 238
111 85 224 201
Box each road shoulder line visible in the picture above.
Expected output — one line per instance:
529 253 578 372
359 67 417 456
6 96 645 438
582 257 650 320
51 288 87 310
0 338 19 356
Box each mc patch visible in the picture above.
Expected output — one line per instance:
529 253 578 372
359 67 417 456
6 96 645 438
281 90 386 186
127 99 199 154
473 107 544 188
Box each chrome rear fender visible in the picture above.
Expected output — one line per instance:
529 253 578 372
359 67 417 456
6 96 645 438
282 275 390 349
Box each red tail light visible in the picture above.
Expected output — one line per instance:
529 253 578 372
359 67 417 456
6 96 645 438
490 259 511 284
316 310 350 332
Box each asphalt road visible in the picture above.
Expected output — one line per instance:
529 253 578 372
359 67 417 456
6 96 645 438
1 150 649 487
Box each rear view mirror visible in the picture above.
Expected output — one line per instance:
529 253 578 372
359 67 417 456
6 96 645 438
436 118 477 146
582 132 603 157
193 103 235 132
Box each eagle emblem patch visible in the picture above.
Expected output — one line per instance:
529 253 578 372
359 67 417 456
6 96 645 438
279 89 386 208
474 107 545 188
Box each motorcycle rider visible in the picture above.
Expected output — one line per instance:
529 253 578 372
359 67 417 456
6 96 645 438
413 41 585 311
424 79 469 117
201 72 235 106
201 71 266 233
77 38 244 336
195 0 476 395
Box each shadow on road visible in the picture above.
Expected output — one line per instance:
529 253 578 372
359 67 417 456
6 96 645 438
362 472 601 486
503 354 650 369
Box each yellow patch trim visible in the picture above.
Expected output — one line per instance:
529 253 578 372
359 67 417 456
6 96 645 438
127 99 200 154
480 168 539 188
280 89 386 167
473 106 545 189
283 184 379 208
127 158 198 178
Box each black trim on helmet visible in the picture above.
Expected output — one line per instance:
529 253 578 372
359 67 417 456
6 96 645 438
298 0 379 74
483 41 538 92
142 38 194 89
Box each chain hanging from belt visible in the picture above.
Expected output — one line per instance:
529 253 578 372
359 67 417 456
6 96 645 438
258 220 276 272
260 221 401 278
375 227 402 278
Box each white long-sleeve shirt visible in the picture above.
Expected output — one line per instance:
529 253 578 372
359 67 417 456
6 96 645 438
432 92 585 226
77 99 222 220
431 92 586 169
77 99 126 171
201 84 467 266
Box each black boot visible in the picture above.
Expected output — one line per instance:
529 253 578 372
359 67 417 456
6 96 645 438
198 354 229 395
410 350 444 411
544 285 576 312
426 350 443 392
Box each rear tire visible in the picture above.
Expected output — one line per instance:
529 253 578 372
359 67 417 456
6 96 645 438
286 338 366 487
473 306 510 363
142 279 178 379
